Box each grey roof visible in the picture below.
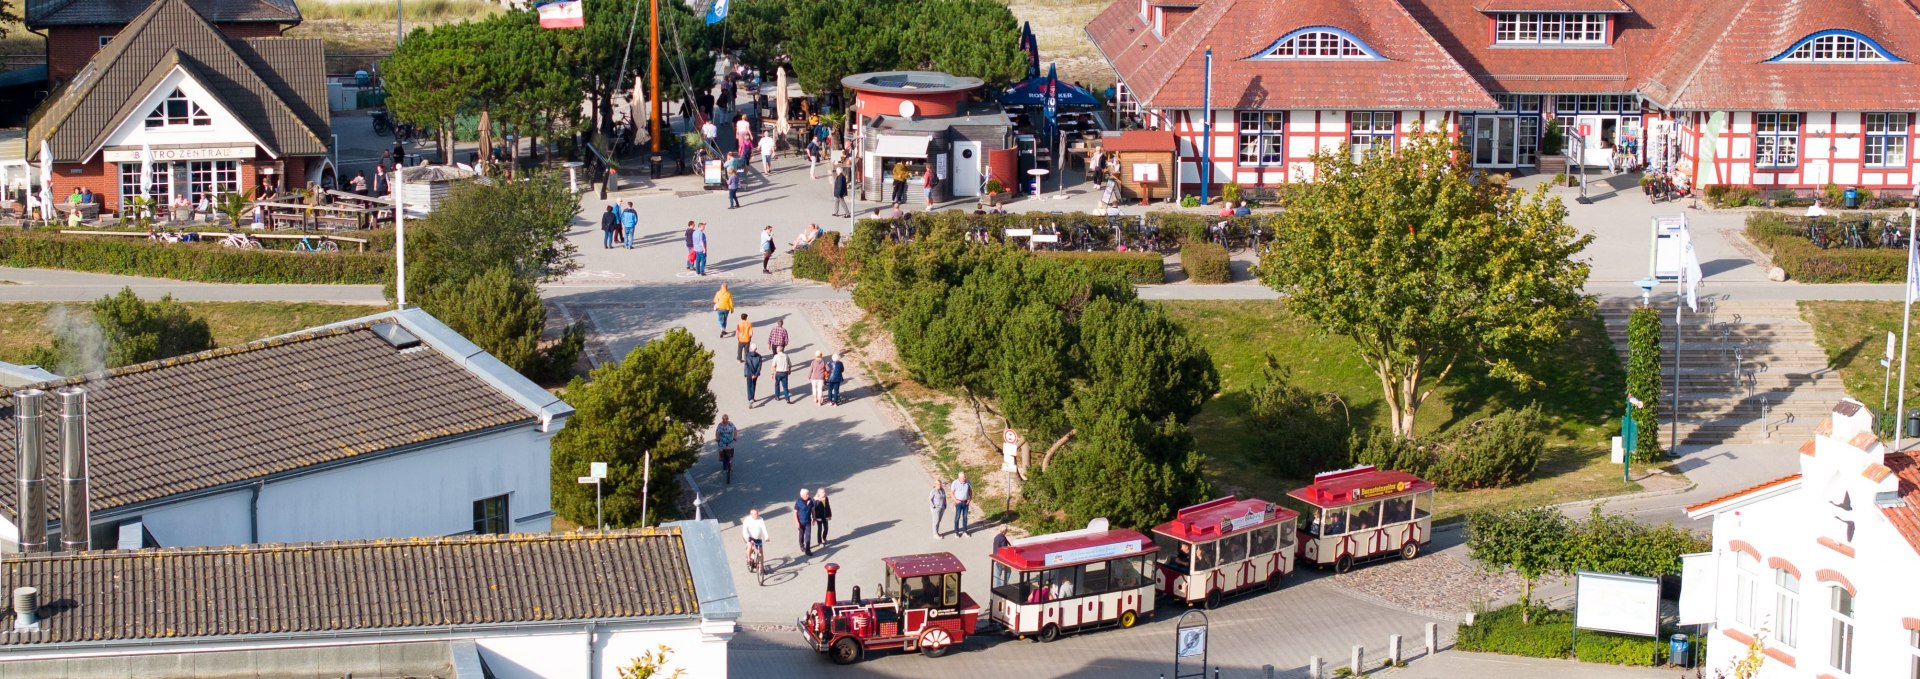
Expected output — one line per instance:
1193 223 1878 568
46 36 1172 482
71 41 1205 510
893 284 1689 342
0 529 698 646
0 361 59 388
0 308 561 519
25 0 300 28
27 0 329 162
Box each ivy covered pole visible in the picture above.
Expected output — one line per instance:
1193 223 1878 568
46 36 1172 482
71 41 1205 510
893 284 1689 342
1627 303 1662 462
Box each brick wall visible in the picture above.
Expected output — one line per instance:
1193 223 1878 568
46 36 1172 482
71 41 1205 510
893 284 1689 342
47 157 117 211
46 22 287 82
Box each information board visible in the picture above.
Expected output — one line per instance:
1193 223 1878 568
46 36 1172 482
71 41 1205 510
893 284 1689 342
1678 552 1719 625
1652 216 1686 280
1574 571 1661 637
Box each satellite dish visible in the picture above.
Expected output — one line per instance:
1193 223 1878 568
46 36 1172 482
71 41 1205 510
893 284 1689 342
899 100 918 118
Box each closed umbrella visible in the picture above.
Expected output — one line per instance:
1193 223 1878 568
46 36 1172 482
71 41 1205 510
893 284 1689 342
775 67 790 137
140 142 153 197
37 140 51 223
477 110 492 166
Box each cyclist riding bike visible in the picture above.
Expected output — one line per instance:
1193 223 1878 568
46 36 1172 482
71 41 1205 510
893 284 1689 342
741 508 769 573
715 415 738 485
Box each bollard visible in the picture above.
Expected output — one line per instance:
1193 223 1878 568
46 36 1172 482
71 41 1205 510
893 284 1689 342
1390 634 1403 664
1262 664 1275 679
1308 655 1322 679
1352 645 1364 675
1426 621 1439 656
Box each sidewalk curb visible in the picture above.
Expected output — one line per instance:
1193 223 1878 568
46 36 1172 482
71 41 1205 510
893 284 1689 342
1552 479 1700 512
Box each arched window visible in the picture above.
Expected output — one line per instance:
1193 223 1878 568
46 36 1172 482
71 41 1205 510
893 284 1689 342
1771 30 1900 63
1253 27 1381 60
144 88 211 128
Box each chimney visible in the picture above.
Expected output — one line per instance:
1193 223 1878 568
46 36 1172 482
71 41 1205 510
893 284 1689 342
824 562 840 607
10 587 36 630
58 387 88 552
14 389 46 553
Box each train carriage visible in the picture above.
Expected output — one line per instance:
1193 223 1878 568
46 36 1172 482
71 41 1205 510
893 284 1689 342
800 553 981 664
987 519 1158 642
1288 465 1435 572
1149 496 1298 609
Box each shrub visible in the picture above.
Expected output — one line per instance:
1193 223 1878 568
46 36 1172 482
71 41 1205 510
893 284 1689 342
423 266 583 384
1248 361 1352 477
1035 250 1164 284
1824 182 1845 206
1745 212 1905 283
1457 604 1574 658
1440 405 1547 489
0 230 391 284
1353 427 1433 478
25 287 215 374
791 231 841 282
1222 182 1242 205
1180 242 1230 283
1541 119 1564 155
1180 195 1200 208
1575 631 1661 666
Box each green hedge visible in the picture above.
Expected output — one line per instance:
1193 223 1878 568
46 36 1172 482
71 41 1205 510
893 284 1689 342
0 230 392 284
792 231 841 282
1181 242 1230 283
1745 212 1905 283
1456 604 1662 666
838 212 1258 284
1035 250 1165 284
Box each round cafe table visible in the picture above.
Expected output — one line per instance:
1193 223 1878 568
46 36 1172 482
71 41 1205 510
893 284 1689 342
1028 168 1049 199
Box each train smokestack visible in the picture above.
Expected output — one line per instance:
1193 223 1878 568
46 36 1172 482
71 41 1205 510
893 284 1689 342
824 562 839 607
14 389 46 553
58 387 88 552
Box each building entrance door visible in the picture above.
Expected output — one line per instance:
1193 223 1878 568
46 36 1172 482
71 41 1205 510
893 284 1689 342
1472 117 1517 168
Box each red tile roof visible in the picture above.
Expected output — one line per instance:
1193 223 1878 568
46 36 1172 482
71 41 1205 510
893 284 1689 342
1686 473 1802 514
1101 130 1178 153
1407 0 1699 95
1885 452 1920 556
1088 0 1496 110
1473 0 1629 10
1640 0 1920 111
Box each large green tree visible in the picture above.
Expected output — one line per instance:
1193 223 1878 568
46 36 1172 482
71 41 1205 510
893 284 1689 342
1465 506 1571 622
551 328 717 528
26 288 214 374
424 266 584 384
738 0 1026 97
1258 131 1595 438
1022 408 1210 531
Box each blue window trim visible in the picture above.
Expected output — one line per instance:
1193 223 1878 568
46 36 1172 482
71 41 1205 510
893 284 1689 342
1248 26 1384 60
1766 29 1903 63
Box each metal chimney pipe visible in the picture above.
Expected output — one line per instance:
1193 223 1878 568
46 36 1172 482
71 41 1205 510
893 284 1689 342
11 587 38 630
58 387 88 552
14 389 46 553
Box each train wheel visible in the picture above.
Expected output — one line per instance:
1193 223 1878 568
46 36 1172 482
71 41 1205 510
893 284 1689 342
1334 555 1354 573
919 628 954 658
1401 541 1420 561
1266 571 1285 592
1204 589 1223 610
829 637 862 665
1038 624 1061 643
1119 610 1138 629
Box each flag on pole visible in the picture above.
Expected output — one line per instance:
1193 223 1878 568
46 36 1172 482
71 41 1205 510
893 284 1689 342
140 142 153 199
705 0 729 24
1680 223 1702 311
1907 223 1920 300
38 140 52 222
536 0 584 29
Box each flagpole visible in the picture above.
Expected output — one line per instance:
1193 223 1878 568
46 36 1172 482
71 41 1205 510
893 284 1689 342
393 167 407 309
648 0 662 154
1200 46 1213 207
1672 263 1682 456
1897 207 1916 450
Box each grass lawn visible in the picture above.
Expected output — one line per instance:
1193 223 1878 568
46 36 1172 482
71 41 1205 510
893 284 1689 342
1156 300 1638 523
1800 300 1912 422
0 302 387 365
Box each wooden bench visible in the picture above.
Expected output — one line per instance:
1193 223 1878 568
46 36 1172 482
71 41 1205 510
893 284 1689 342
1239 186 1284 206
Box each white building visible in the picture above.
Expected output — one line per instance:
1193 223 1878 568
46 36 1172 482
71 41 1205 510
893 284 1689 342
1684 399 1920 679
0 521 740 678
0 307 570 552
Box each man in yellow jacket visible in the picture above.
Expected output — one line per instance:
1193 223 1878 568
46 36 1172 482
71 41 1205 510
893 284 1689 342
714 283 734 338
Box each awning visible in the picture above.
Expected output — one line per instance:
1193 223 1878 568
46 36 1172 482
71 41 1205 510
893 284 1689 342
874 134 932 158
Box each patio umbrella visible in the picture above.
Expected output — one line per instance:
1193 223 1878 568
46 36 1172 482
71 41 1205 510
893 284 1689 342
1043 63 1059 142
477 110 492 166
140 142 152 199
775 66 791 136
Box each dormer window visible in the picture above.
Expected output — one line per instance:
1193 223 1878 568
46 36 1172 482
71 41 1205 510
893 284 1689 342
1770 30 1899 63
1493 13 1607 45
1252 27 1382 60
144 88 211 129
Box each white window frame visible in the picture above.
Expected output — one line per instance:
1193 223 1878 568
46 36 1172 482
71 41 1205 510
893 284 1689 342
1778 33 1893 63
144 88 212 129
185 160 241 205
1829 586 1854 674
1257 29 1378 60
1493 13 1607 46
1772 568 1800 648
1733 552 1761 628
118 161 175 208
1237 111 1285 166
1349 111 1395 161
1755 113 1801 169
1866 113 1910 168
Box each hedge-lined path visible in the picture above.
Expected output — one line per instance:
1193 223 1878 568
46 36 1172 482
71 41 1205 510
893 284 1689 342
0 266 386 303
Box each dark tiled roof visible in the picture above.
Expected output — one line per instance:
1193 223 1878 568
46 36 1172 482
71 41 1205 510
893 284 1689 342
0 530 697 645
27 0 329 162
0 321 536 518
26 0 299 28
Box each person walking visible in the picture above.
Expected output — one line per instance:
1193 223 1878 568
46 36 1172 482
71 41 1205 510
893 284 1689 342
929 478 948 539
735 314 754 362
830 165 851 217
726 168 742 209
794 488 816 557
693 223 710 275
760 225 776 274
758 132 775 173
806 136 822 180
600 205 619 249
766 318 789 355
744 345 764 406
891 161 910 205
813 488 833 545
950 472 973 537
922 164 937 209
771 348 792 403
826 353 846 405
683 221 696 270
809 350 828 405
715 414 738 484
620 201 638 249
713 283 733 337
373 164 387 195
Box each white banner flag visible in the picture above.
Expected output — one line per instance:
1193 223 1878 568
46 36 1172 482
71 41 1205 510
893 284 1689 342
1680 225 1702 311
1908 229 1919 301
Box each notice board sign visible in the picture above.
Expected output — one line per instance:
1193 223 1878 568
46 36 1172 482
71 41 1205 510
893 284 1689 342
1575 571 1661 637
1652 215 1686 280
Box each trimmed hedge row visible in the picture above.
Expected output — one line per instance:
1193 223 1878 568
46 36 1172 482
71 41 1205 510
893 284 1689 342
791 231 842 282
0 230 392 284
1034 250 1165 284
833 212 1267 285
1181 242 1230 283
45 225 397 252
1745 212 1904 283
1457 604 1663 666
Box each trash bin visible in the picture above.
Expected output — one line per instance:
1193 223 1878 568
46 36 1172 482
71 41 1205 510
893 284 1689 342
1845 186 1860 209
1669 634 1691 666
1907 410 1920 438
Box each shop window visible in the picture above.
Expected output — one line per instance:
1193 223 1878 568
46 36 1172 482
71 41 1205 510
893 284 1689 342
1733 551 1760 627
1237 111 1285 166
144 88 212 128
1866 113 1910 167
1829 586 1854 673
1382 497 1413 525
1249 525 1278 556
1755 113 1801 168
187 160 241 204
1518 117 1541 165
1219 532 1249 564
1255 28 1380 60
118 161 175 208
1493 13 1607 46
1192 541 1216 571
471 494 508 534
1773 568 1800 648
1773 31 1897 63
1349 111 1394 161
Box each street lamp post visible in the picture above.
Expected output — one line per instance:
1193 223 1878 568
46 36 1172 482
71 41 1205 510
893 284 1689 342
1633 276 1658 307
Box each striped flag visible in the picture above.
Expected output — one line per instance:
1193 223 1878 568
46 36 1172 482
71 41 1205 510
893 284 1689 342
536 0 584 29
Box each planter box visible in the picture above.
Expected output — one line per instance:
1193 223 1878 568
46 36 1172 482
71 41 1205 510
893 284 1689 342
1537 156 1568 175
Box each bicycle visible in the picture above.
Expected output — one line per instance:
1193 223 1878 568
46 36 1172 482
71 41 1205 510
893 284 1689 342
720 446 734 485
219 232 261 249
1841 218 1870 248
294 236 340 253
746 538 768 586
1878 215 1910 249
370 109 392 137
1804 220 1832 249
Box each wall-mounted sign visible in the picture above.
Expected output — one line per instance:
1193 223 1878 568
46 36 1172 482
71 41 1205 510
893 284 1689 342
1132 163 1159 182
104 146 257 162
1043 539 1140 566
1351 481 1409 501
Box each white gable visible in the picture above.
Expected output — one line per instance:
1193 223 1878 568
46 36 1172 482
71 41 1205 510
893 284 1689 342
94 66 272 160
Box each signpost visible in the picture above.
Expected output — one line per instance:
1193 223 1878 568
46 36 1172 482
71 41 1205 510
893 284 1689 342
576 461 608 530
1172 609 1209 678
